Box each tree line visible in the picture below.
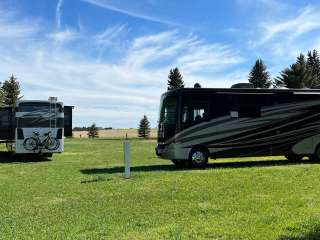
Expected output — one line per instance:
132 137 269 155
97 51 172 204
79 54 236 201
249 50 320 89
166 49 320 90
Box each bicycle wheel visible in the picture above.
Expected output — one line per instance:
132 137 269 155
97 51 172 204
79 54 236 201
23 138 38 151
45 137 60 150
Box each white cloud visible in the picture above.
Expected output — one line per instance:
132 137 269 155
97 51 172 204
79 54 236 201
258 6 320 45
48 29 78 42
95 24 127 45
82 0 178 26
0 4 245 128
125 31 243 73
0 7 39 39
56 0 63 28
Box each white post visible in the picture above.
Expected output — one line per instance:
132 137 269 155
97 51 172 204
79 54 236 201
123 134 130 179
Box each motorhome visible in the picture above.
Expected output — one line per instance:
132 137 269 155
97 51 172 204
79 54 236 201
0 99 73 157
155 87 320 167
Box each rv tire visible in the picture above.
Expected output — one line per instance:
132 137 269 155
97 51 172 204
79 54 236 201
171 159 188 167
189 147 208 168
311 145 320 161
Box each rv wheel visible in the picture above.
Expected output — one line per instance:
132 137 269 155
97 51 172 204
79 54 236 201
285 154 303 162
189 148 208 168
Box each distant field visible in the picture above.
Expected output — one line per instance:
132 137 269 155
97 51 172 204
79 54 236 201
72 128 157 138
1 138 320 239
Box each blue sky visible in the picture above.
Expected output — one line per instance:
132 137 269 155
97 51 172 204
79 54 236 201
1 0 320 128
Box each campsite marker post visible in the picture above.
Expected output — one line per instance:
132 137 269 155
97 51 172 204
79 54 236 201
124 133 130 179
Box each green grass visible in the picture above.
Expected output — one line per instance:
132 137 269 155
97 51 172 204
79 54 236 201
1 138 320 239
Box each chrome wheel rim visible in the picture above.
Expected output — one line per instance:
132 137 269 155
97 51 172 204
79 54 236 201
191 151 206 164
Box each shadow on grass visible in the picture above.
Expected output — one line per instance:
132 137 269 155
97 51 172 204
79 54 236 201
81 159 318 175
0 151 51 163
278 226 320 240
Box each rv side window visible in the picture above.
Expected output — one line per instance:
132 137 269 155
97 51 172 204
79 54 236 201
236 105 261 118
230 94 262 118
181 102 209 126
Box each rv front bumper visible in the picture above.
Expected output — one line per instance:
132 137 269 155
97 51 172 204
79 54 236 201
155 143 165 156
155 143 180 160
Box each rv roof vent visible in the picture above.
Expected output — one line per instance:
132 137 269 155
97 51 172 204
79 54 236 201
231 83 254 89
194 83 201 88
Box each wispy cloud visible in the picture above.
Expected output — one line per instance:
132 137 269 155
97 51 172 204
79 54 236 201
56 0 63 28
82 0 178 26
0 7 39 39
0 3 245 127
48 28 78 42
258 6 320 45
125 31 243 74
245 4 320 67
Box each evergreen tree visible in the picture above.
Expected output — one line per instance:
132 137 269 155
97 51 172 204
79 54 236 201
167 67 184 90
2 74 23 107
0 85 4 107
248 59 271 88
274 54 311 88
87 123 99 138
306 50 320 87
138 115 150 139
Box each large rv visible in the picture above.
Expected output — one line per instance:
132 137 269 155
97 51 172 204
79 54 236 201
155 87 320 167
0 99 73 157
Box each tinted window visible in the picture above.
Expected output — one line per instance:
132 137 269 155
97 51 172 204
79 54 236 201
160 96 177 124
17 118 64 128
18 102 63 113
229 94 266 118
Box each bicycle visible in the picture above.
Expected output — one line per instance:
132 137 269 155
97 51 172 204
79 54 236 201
23 131 60 151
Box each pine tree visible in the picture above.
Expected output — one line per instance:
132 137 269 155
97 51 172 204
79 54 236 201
248 59 271 88
274 54 311 88
167 67 184 90
2 74 23 107
138 115 151 139
306 49 320 87
87 123 99 138
0 85 4 107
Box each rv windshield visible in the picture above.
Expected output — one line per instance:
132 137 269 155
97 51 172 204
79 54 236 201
159 96 177 124
158 95 177 142
16 102 63 128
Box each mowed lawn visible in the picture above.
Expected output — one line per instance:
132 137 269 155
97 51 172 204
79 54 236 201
1 139 320 239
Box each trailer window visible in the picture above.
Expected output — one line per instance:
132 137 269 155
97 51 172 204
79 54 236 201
18 102 63 113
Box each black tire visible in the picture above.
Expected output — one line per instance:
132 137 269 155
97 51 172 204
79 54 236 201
23 138 38 151
311 145 320 161
45 137 60 151
171 159 188 167
189 147 208 168
285 154 303 162
42 153 53 158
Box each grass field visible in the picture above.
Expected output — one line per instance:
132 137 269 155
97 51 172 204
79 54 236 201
1 138 320 239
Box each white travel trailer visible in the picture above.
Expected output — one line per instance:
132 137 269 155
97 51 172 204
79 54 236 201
155 87 320 167
0 99 73 157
